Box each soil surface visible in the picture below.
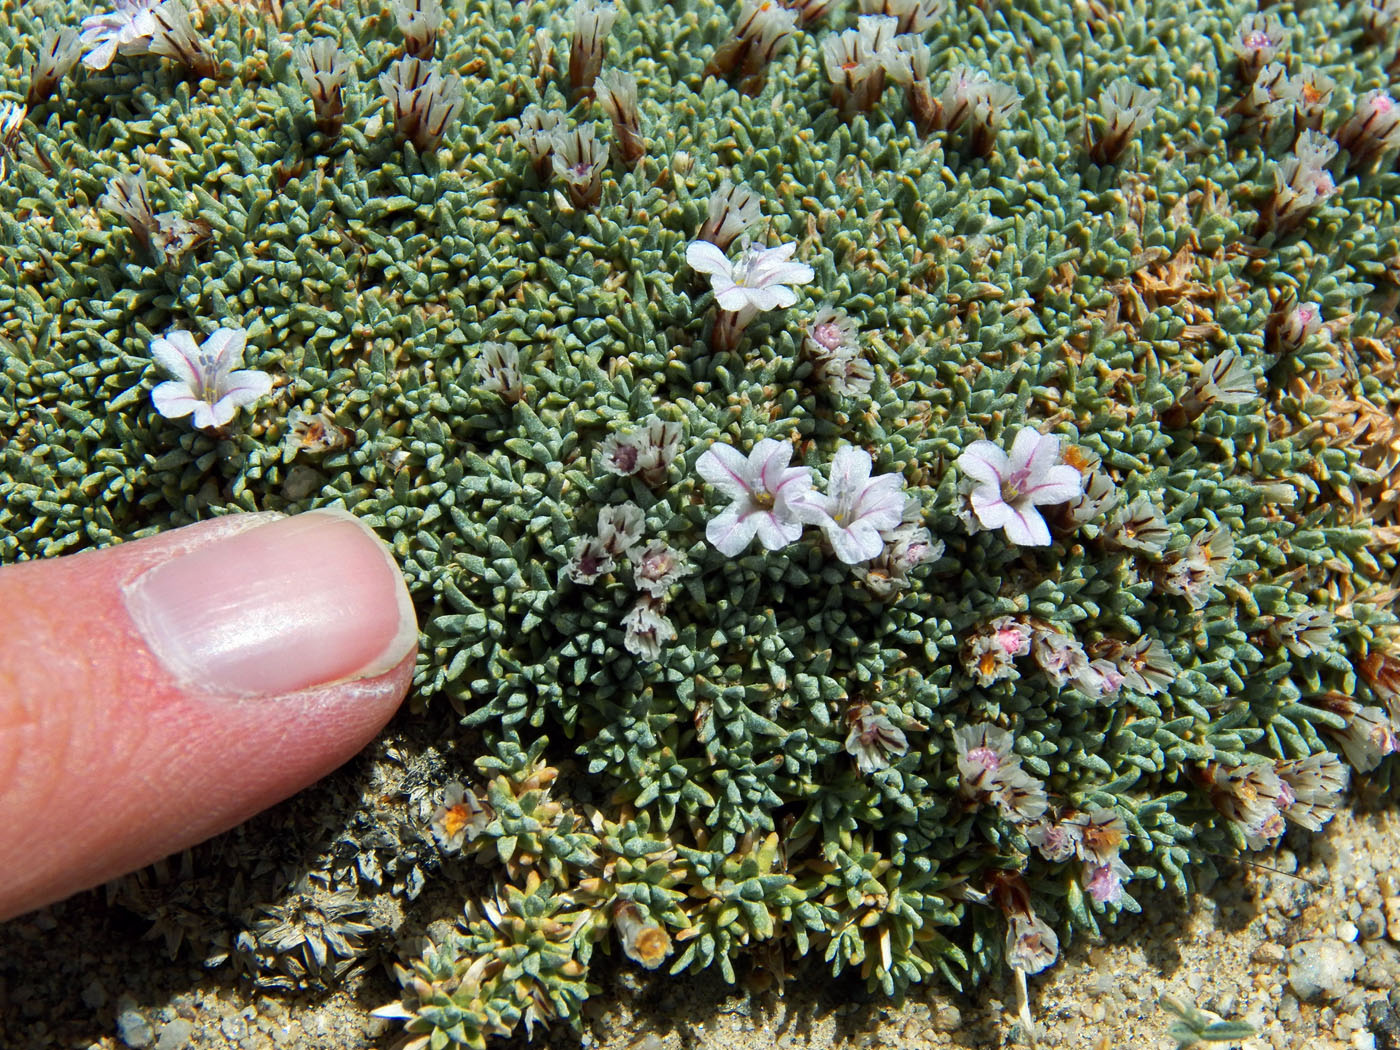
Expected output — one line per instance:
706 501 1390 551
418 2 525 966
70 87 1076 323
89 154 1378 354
3 805 1398 1050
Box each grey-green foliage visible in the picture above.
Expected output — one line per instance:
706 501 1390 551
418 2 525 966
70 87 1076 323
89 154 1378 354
3 0 1400 1041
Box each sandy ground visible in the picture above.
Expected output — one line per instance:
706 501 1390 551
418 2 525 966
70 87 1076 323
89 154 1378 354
3 802 1398 1050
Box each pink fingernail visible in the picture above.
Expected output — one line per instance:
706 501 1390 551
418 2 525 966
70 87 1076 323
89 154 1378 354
123 509 418 698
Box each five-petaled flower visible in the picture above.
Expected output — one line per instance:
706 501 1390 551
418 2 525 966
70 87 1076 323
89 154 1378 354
696 438 824 555
686 238 814 350
956 429 1084 546
811 445 906 564
149 326 273 430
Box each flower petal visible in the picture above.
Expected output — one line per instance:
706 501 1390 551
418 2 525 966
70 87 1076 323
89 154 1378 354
697 443 754 498
150 331 202 387
829 445 873 500
1024 464 1084 506
956 441 1009 486
706 502 759 555
753 510 803 551
150 381 201 420
686 239 733 277
825 521 884 564
1009 427 1058 479
714 284 754 312
218 368 273 406
1001 503 1052 546
203 327 248 379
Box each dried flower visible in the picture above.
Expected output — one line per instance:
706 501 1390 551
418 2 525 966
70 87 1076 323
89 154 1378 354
822 15 899 116
632 541 691 597
1103 497 1170 555
880 37 938 135
514 105 565 180
778 0 833 25
1093 636 1176 695
149 0 217 80
567 536 615 584
1276 752 1348 830
956 429 1084 547
475 342 526 403
622 596 676 660
1025 816 1082 863
1160 526 1234 609
79 0 158 71
594 68 644 168
0 103 27 180
686 239 815 351
858 0 946 34
1255 129 1337 237
1088 78 1160 165
1291 67 1334 133
1335 89 1400 172
26 27 82 107
431 782 491 851
705 0 800 95
1062 469 1119 527
698 179 763 253
963 616 1032 686
612 901 672 969
952 722 1047 824
1323 697 1399 773
597 501 645 556
940 66 1021 156
568 0 619 100
1232 13 1286 82
294 38 351 137
1164 349 1259 427
394 0 443 60
149 327 273 430
695 438 824 555
811 446 907 564
1268 606 1335 658
1199 762 1292 849
1083 855 1132 905
1030 625 1091 689
379 56 463 152
283 407 352 457
844 702 910 773
551 123 608 209
988 873 1059 974
854 520 941 598
1265 299 1323 358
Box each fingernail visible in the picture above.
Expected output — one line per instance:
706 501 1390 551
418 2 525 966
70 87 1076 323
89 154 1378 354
123 509 418 698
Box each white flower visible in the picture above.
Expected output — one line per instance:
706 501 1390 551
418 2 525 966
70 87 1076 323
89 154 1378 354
79 0 159 70
956 429 1084 547
149 327 273 430
812 446 906 564
685 239 814 314
696 438 824 555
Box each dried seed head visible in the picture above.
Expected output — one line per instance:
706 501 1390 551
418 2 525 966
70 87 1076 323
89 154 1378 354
1336 89 1400 172
394 0 443 59
706 0 800 95
294 38 351 137
27 27 83 107
514 104 564 179
1089 77 1160 165
149 0 218 80
699 178 763 252
550 123 608 209
379 56 463 152
594 68 644 168
568 0 619 99
858 0 947 35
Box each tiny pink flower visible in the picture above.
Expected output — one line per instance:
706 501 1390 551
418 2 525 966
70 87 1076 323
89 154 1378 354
685 239 815 314
956 429 1084 547
696 438 824 555
149 326 272 430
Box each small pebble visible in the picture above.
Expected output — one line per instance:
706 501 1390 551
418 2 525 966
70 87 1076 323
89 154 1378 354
1339 921 1359 943
116 1006 153 1050
1287 939 1356 1003
155 1019 193 1050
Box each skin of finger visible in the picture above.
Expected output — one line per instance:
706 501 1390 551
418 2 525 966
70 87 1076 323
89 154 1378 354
0 515 416 920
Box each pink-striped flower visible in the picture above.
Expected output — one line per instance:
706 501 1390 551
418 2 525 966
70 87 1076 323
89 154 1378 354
956 429 1084 546
696 438 824 555
150 327 272 430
